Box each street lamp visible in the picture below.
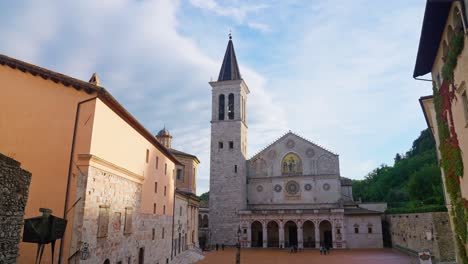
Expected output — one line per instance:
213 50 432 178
236 227 241 264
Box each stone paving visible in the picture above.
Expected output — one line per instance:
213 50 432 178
196 248 417 264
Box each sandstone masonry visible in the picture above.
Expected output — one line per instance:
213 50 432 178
0 153 32 263
386 212 455 262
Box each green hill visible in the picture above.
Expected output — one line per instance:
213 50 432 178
353 129 445 212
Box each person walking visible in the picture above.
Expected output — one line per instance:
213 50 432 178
221 243 225 250
216 243 219 251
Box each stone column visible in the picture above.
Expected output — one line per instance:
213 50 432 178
340 220 346 248
298 222 303 249
331 221 336 249
247 224 252 248
279 221 285 248
315 220 320 248
262 222 268 248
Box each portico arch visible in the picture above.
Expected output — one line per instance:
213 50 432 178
267 221 279 248
319 220 333 248
251 221 263 247
284 220 298 248
303 221 315 248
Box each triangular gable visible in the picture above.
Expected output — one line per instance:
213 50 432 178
248 131 337 161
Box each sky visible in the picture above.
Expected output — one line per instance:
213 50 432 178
0 0 432 195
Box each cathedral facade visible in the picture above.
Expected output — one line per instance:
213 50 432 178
208 36 385 249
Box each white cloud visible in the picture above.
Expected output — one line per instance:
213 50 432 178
188 0 270 32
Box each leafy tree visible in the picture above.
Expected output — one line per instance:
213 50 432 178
352 128 444 209
199 191 209 202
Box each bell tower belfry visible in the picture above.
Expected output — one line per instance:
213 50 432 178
209 34 249 245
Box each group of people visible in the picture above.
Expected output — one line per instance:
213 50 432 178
319 243 331 255
214 243 225 251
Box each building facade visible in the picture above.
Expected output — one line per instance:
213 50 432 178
209 37 385 249
415 1 468 262
0 55 186 263
156 129 201 257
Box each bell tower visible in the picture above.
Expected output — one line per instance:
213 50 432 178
209 34 249 245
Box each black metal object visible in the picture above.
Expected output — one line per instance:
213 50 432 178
23 208 67 264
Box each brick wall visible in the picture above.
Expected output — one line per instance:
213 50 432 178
386 212 455 262
0 153 32 263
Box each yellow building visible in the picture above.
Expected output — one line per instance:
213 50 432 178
415 1 468 262
0 54 183 263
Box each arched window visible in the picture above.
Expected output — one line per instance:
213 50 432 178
218 94 225 120
228 93 234 120
453 7 464 33
104 259 110 264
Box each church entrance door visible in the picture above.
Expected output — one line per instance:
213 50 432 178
267 221 279 248
251 221 263 247
303 221 315 248
284 221 298 248
319 220 333 248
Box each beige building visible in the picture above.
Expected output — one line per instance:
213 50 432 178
0 54 198 263
208 36 386 249
416 0 468 262
156 129 201 257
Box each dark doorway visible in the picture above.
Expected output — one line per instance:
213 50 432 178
251 221 263 247
319 220 333 249
138 248 144 264
303 221 315 248
284 221 298 247
267 221 279 248
382 220 392 247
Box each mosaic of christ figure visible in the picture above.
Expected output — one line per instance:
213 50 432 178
282 153 301 174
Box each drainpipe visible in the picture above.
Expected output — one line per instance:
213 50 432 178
59 96 97 263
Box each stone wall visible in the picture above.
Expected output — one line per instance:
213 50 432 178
0 153 32 263
386 212 455 262
71 165 173 264
344 215 383 248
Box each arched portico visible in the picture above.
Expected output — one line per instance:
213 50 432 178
319 220 333 248
303 221 315 248
267 221 279 248
251 221 263 247
284 221 298 248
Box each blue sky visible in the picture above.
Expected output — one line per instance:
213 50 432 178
1 0 431 194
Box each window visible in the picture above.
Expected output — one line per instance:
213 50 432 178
164 186 167 196
180 206 183 216
219 94 225 120
462 91 468 124
97 205 110 238
162 228 165 239
155 182 158 193
163 205 166 215
156 156 159 169
146 149 149 163
218 142 223 149
165 163 167 175
354 225 359 234
228 93 234 119
229 141 234 149
368 227 373 234
153 203 157 214
152 228 155 240
177 169 183 181
234 165 238 173
124 207 133 234
337 228 341 234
